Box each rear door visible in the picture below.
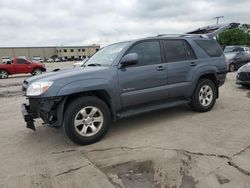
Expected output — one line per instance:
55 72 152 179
162 39 197 98
118 40 168 108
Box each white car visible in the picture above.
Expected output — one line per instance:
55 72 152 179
32 56 43 63
54 58 60 62
73 58 89 68
1 56 11 63
47 58 54 63
18 56 27 60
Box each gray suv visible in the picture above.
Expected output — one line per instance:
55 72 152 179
21 23 238 145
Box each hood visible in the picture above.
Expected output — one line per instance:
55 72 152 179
186 23 240 38
239 63 250 72
25 66 110 84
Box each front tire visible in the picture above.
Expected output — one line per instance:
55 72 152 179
190 79 217 112
32 68 42 75
63 96 111 145
229 63 235 72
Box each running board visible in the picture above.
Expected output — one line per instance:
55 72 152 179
117 99 190 119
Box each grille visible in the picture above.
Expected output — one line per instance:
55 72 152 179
238 72 250 81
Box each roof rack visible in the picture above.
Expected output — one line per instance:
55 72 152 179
155 34 209 38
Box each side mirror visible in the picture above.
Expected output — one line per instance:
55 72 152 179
119 53 138 68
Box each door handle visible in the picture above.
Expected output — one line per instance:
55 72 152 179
156 66 165 71
190 62 197 66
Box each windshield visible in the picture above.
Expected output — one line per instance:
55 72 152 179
225 52 237 60
84 42 129 66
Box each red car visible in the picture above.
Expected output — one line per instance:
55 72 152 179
0 58 46 79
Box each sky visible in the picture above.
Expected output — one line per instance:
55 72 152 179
0 0 249 47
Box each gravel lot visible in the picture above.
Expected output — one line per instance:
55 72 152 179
0 62 250 188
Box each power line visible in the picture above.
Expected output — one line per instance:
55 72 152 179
213 16 224 24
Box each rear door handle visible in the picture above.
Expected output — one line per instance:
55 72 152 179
190 62 197 66
156 66 165 71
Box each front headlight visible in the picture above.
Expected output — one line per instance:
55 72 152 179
26 81 53 96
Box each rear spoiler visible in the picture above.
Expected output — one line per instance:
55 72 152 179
186 23 240 38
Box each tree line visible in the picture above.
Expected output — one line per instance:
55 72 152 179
217 24 250 47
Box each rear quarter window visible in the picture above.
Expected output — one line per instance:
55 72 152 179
195 40 223 57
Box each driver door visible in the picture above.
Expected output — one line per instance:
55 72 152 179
118 40 168 108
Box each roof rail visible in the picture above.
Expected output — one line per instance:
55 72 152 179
155 34 209 38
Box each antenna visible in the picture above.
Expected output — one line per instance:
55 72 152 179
213 16 224 24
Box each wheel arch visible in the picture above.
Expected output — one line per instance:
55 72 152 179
56 90 115 127
196 73 219 98
0 69 10 74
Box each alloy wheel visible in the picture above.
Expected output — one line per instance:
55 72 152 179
34 69 42 75
199 85 213 107
74 106 104 137
0 71 8 79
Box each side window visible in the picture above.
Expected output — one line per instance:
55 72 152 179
17 58 26 64
163 40 186 62
195 40 223 57
184 41 196 60
127 41 161 66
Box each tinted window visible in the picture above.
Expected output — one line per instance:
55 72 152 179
232 47 244 52
195 40 223 57
17 58 26 64
185 42 196 60
127 41 161 66
164 40 186 62
163 40 196 62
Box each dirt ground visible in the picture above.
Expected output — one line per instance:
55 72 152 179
0 62 250 188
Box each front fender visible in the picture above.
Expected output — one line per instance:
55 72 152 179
56 78 112 96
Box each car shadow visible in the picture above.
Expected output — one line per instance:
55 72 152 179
107 104 193 136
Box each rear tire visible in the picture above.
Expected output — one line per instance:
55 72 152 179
190 79 217 112
63 96 111 145
0 70 9 79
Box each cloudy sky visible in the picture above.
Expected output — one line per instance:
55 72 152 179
0 0 249 47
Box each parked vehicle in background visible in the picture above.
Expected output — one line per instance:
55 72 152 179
21 23 238 145
1 56 11 63
32 56 43 63
18 56 27 60
0 58 46 79
60 57 66 62
224 46 250 72
224 46 250 54
73 58 89 68
47 58 54 63
54 58 60 62
236 62 250 86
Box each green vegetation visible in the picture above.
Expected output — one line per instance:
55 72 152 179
217 24 250 47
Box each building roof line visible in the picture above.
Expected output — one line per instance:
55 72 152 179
0 45 100 49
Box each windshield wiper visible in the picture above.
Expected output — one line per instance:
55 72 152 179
86 63 101 67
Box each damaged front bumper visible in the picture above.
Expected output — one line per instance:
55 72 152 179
21 103 36 131
21 97 66 131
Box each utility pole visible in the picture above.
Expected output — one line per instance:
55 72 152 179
213 16 224 24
